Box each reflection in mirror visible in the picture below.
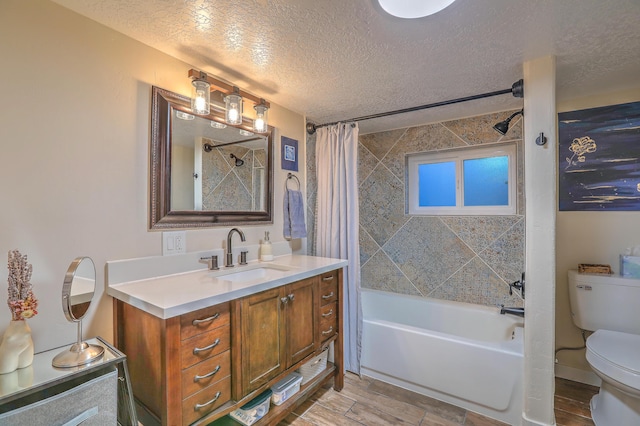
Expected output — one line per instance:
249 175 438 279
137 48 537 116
171 113 268 212
68 258 95 319
52 257 104 368
150 86 274 229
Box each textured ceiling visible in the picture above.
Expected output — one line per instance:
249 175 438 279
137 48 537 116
52 0 640 134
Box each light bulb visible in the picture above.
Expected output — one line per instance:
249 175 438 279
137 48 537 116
228 106 239 122
194 91 207 112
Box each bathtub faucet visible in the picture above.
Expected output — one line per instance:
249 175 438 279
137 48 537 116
499 305 525 318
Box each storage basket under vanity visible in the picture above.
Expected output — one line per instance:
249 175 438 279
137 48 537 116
296 347 329 386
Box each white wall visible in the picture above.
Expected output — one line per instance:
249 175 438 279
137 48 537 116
555 87 640 374
0 0 306 353
170 144 196 210
522 56 557 426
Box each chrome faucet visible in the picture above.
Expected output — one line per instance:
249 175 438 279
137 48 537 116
226 228 246 267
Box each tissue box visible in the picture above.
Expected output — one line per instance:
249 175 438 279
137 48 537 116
620 255 640 278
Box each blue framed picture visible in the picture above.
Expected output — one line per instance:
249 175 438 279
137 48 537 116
558 101 640 211
281 136 299 171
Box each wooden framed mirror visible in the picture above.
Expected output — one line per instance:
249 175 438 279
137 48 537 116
150 86 274 229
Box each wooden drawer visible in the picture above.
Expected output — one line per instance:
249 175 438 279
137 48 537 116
181 376 231 425
320 302 336 323
319 276 338 306
181 325 230 369
181 351 231 399
320 301 337 342
181 302 230 341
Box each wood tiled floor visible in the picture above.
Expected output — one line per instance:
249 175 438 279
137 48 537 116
279 374 600 426
555 377 599 426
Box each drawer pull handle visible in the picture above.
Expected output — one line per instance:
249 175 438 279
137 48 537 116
194 365 221 382
322 309 333 318
194 392 221 410
322 276 334 281
322 326 333 335
193 338 220 354
281 297 289 305
321 292 334 300
192 312 220 325
288 293 295 301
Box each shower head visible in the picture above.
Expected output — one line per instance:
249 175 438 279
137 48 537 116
230 153 244 167
493 109 524 135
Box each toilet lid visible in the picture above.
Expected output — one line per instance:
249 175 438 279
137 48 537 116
587 330 640 375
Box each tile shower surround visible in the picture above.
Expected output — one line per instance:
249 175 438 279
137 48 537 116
306 111 524 308
201 139 266 211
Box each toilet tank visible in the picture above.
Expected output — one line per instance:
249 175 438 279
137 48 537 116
568 270 640 334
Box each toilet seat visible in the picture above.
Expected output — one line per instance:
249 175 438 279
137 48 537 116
586 330 640 391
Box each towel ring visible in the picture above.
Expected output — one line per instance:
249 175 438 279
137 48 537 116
286 173 300 190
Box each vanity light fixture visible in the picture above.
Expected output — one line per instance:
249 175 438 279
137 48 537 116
225 87 243 125
187 69 271 129
493 109 524 135
253 99 269 133
210 121 227 129
238 129 254 137
190 71 211 115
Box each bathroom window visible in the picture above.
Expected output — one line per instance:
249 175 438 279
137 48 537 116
406 143 516 215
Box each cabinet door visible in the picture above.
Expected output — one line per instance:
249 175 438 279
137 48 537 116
240 287 286 393
285 277 317 367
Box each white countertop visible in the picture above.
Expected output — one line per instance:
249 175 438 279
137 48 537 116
107 254 347 319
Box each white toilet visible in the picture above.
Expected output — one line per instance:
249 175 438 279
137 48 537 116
568 270 640 425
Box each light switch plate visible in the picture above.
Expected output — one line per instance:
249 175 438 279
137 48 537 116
163 231 186 255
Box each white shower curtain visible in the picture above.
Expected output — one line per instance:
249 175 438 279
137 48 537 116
315 122 361 374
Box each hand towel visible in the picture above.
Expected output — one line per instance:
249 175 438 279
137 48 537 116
284 189 307 239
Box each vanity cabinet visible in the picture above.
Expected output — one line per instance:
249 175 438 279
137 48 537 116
236 276 317 395
113 266 344 426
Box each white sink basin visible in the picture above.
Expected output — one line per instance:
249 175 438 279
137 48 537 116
213 264 292 283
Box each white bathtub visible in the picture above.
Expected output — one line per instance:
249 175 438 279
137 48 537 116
361 289 524 425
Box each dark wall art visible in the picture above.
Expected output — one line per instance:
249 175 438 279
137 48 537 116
558 101 640 211
281 136 299 172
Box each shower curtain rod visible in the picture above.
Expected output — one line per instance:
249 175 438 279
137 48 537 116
306 79 523 134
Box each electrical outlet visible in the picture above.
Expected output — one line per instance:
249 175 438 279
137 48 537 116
163 231 186 255
175 234 184 251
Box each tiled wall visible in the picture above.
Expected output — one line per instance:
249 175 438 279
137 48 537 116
307 111 525 308
202 140 267 211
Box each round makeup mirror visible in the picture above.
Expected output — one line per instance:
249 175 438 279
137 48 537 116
52 257 104 368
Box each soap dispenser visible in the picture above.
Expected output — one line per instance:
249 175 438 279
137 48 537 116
261 231 273 261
